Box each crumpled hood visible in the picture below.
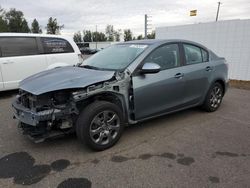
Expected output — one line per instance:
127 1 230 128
19 66 115 95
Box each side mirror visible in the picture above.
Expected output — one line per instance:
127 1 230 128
140 62 161 74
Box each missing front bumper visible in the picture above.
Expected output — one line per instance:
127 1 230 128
12 101 62 126
18 122 74 143
12 101 75 142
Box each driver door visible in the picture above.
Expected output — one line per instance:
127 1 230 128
132 43 186 120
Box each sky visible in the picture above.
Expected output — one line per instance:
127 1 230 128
0 0 250 37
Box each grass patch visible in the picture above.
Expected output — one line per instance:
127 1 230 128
230 80 250 90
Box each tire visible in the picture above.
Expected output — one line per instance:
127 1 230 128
202 82 224 112
76 101 124 151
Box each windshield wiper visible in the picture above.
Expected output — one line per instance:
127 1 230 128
81 65 100 70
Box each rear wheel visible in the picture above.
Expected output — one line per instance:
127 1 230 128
202 82 223 112
76 101 124 151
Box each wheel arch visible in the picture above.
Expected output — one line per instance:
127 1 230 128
212 78 226 96
201 78 226 105
76 92 129 123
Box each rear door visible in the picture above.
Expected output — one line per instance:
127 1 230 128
0 37 47 90
181 43 212 105
40 37 79 66
132 43 186 120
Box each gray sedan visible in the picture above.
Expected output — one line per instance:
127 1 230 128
13 39 229 150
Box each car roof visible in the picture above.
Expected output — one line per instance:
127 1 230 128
120 39 208 49
0 32 72 40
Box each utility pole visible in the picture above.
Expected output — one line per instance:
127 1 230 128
144 14 152 39
216 2 222 22
145 14 148 39
95 25 97 49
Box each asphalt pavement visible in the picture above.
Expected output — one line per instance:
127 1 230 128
0 88 250 188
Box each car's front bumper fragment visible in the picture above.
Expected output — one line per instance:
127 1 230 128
12 101 61 126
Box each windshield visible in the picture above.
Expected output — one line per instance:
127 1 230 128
82 44 148 70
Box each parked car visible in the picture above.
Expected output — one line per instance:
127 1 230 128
79 47 100 54
12 39 228 150
0 33 82 91
76 42 90 49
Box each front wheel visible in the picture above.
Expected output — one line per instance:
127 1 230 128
202 82 224 112
76 101 124 151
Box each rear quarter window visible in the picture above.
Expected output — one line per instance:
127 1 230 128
41 37 74 54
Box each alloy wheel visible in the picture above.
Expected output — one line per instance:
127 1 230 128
209 86 222 108
89 110 120 145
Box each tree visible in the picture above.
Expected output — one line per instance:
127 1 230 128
93 31 107 42
31 19 42 33
97 32 107 41
124 29 132 41
0 15 8 32
137 35 143 40
21 19 30 33
147 31 155 39
92 32 98 42
105 25 114 41
114 29 121 42
82 30 107 42
5 8 30 32
46 17 64 34
73 31 82 43
0 6 8 32
83 30 92 42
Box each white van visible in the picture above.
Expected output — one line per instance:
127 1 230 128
0 33 82 91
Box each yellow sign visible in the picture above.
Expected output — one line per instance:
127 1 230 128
190 10 197 16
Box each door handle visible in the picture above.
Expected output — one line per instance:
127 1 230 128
3 61 15 65
205 66 213 71
174 73 184 79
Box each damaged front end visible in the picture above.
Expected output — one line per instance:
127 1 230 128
12 71 134 143
13 89 79 142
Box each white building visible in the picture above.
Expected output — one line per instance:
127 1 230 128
88 42 117 49
156 19 250 81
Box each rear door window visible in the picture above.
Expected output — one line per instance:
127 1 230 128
41 37 74 54
0 37 39 57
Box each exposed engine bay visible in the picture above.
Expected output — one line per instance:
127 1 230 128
12 71 134 142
